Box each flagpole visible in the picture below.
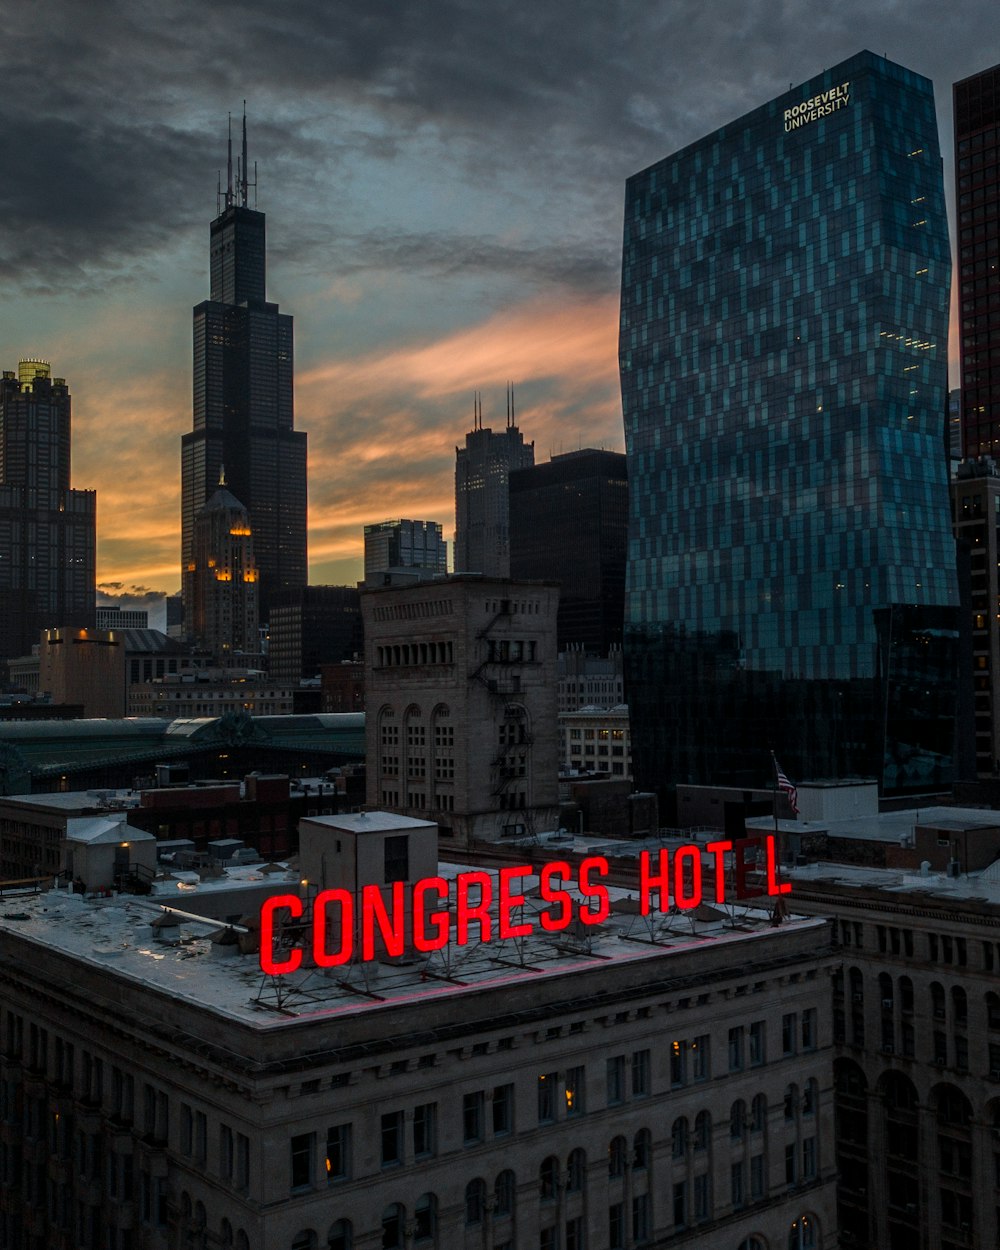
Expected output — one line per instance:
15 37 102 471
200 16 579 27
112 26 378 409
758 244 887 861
770 751 786 927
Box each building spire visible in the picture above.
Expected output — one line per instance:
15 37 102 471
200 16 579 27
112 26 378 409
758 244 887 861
226 113 234 209
240 101 249 208
219 465 227 487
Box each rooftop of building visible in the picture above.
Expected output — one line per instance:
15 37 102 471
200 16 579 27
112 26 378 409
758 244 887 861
785 857 1000 912
0 855 825 1031
746 805 1000 843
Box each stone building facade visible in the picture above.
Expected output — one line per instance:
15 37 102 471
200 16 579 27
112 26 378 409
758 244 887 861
0 839 837 1250
362 576 561 845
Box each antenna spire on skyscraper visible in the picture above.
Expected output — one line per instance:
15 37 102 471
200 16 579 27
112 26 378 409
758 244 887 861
226 113 233 209
241 101 249 208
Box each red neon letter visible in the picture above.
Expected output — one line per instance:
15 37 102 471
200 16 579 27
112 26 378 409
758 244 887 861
674 844 703 910
539 861 573 932
413 876 450 952
498 865 533 939
735 837 764 899
705 840 732 903
313 888 354 968
259 893 303 975
579 856 610 925
639 849 670 915
456 871 493 946
361 881 407 960
765 835 792 896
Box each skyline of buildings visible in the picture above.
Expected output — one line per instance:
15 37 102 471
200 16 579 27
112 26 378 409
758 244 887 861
620 50 962 799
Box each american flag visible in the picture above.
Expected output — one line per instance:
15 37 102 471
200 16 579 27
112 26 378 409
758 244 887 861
772 755 799 815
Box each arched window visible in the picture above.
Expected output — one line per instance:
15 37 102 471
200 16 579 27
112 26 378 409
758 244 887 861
803 1080 818 1116
930 981 946 1020
220 1220 233 1250
381 1205 404 1250
988 991 1000 1031
952 986 968 1026
784 1084 798 1121
672 1116 688 1157
495 1170 515 1217
327 1221 352 1250
465 1179 486 1225
788 1214 818 1248
879 972 893 1009
848 967 864 1004
730 1099 746 1140
291 1233 317 1250
899 975 914 1014
751 1094 767 1133
235 1234 250 1250
633 1130 651 1171
567 1148 586 1191
540 1155 559 1200
414 1194 436 1242
694 1110 711 1150
609 1136 627 1178
738 1239 767 1250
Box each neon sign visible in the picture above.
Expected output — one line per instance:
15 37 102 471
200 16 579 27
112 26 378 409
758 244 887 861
258 835 791 975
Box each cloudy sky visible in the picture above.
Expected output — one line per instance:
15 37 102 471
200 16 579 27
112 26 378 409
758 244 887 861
1 1 996 619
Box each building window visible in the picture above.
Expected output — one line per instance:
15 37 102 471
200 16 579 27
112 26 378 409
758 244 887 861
322 1124 349 1182
692 1035 709 1080
729 1027 744 1071
749 1020 766 1065
632 1049 650 1096
609 1136 627 1178
609 1202 625 1250
565 1066 585 1116
495 1168 515 1216
463 1091 484 1143
671 1040 686 1085
465 1178 486 1225
492 1084 513 1135
538 1072 557 1123
731 1161 745 1208
634 1192 651 1243
290 1132 314 1190
607 1056 625 1105
381 1112 403 1166
540 1155 559 1201
782 1013 797 1055
801 1009 816 1050
413 1103 436 1157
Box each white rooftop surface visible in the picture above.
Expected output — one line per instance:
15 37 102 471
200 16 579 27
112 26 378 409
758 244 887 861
747 805 1000 842
0 861 822 1029
66 816 156 845
787 858 1000 903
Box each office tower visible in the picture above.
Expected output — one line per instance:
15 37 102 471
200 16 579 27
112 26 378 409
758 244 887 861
39 626 126 717
510 449 628 654
0 360 95 661
181 112 307 628
268 584 363 683
188 476 259 659
955 63 1000 459
362 576 560 845
454 392 534 577
620 51 960 798
363 518 448 584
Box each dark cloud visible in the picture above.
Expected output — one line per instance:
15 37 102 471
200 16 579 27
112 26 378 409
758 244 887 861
3 0 995 292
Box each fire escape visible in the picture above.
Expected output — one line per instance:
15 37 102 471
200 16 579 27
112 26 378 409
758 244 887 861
468 599 537 841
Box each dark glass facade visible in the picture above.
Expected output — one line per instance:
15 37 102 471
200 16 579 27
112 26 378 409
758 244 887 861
509 449 628 655
0 363 95 662
268 585 363 684
182 194 307 626
955 63 1000 459
620 51 959 795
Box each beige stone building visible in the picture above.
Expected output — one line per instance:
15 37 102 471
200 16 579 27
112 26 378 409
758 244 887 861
0 811 837 1250
362 576 561 846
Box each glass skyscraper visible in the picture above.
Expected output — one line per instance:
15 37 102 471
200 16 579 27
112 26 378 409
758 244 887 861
620 51 959 797
181 115 307 627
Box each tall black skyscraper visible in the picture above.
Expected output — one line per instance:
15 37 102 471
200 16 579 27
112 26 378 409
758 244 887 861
181 113 307 627
510 449 628 655
0 360 96 662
